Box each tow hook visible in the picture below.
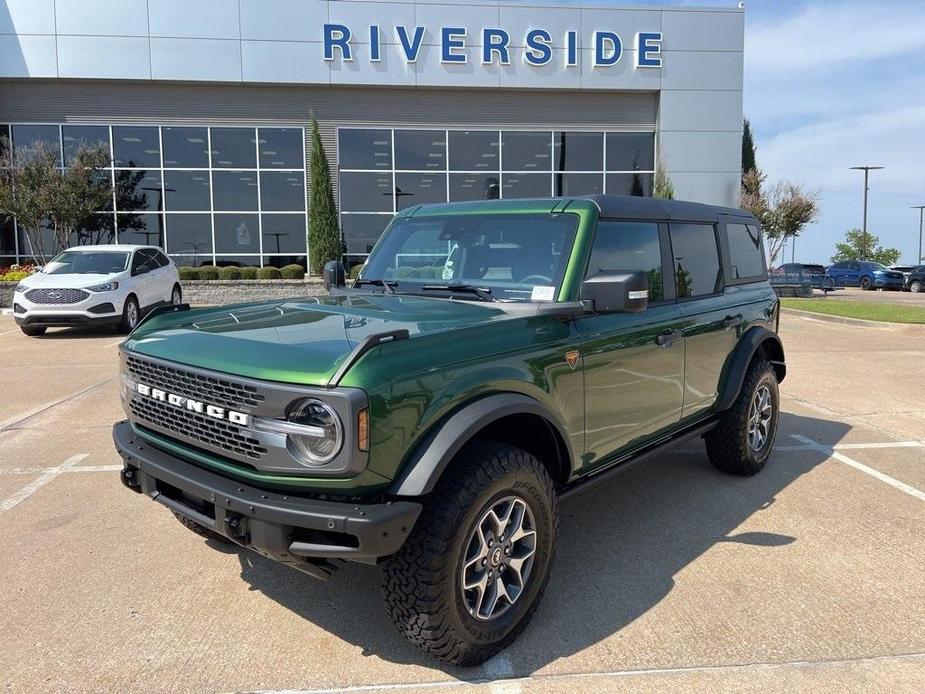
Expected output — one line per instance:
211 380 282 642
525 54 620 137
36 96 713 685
224 512 249 544
120 467 142 492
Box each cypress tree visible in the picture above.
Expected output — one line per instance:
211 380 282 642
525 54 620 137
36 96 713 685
307 118 342 274
742 117 756 175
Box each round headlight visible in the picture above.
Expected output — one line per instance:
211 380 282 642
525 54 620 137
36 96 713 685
286 398 343 466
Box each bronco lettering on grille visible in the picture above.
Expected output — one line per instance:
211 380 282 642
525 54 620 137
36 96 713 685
135 382 250 426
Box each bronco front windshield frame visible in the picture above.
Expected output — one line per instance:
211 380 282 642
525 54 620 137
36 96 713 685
359 213 580 302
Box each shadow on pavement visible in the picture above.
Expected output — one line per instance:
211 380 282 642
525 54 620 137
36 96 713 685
231 411 848 677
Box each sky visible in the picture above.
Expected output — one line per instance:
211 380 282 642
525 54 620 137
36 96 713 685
550 0 925 265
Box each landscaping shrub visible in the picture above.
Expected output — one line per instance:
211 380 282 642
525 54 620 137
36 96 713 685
280 264 305 279
178 266 198 280
239 266 258 280
198 265 220 280
0 264 37 282
218 266 242 280
256 266 282 280
349 263 364 280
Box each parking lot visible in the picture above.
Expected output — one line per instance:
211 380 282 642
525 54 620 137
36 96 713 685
0 313 923 693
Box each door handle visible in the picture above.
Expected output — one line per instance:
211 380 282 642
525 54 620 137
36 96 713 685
722 315 743 329
656 329 683 347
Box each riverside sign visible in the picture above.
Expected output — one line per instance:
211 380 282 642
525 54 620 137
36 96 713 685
322 24 663 69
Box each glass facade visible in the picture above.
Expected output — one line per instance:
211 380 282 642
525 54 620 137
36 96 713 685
337 128 656 262
0 123 306 268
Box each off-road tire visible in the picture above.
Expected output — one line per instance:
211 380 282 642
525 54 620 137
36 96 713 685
118 295 140 334
171 510 235 544
705 359 779 476
910 280 922 293
20 325 46 337
382 441 558 666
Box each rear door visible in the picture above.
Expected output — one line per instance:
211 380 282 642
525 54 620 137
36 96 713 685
668 221 738 419
575 219 685 470
129 249 155 307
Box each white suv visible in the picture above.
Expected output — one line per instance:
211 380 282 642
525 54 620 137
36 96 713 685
12 245 181 337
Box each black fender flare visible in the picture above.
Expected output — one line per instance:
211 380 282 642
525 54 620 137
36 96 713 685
714 326 786 411
389 393 571 497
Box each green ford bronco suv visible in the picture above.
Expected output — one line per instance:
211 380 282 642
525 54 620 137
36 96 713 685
114 194 785 665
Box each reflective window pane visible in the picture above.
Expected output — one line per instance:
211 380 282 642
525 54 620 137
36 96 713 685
1 216 17 255
502 173 550 199
261 214 307 254
338 129 391 170
62 126 110 166
553 132 603 171
395 173 447 210
73 213 117 246
162 127 209 168
606 173 653 197
210 128 256 168
11 125 60 164
668 223 721 298
258 128 303 169
586 221 663 301
112 126 160 168
260 171 305 211
606 132 655 171
164 213 212 257
262 254 307 269
502 131 551 171
450 173 500 201
448 131 499 171
395 130 446 170
725 223 765 279
341 214 390 254
215 213 260 254
555 173 602 196
164 171 211 211
115 169 163 212
212 171 258 210
117 213 164 247
214 255 257 267
339 172 394 212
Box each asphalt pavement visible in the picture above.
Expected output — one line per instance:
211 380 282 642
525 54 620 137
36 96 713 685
0 313 923 693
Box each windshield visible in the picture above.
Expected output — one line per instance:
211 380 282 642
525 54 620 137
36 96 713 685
360 213 579 302
44 251 129 275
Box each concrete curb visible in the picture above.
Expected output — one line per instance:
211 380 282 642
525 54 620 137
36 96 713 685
780 307 918 329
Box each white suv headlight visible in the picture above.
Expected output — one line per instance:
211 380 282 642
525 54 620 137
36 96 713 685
14 282 27 294
87 281 119 292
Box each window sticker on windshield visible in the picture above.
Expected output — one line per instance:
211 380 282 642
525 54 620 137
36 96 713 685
531 285 556 302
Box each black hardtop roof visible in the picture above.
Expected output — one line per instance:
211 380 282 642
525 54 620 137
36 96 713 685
580 194 757 224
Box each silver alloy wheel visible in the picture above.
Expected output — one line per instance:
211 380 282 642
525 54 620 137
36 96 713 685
460 495 537 622
912 281 922 293
127 301 139 328
747 384 773 451
172 287 182 304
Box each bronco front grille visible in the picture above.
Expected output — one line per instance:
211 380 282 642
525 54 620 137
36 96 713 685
130 397 268 460
25 288 89 304
125 355 265 412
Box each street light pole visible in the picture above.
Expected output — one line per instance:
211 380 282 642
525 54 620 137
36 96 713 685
849 166 884 260
912 206 925 265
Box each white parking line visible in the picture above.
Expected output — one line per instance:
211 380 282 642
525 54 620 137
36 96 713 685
790 435 925 502
0 453 89 513
834 441 924 449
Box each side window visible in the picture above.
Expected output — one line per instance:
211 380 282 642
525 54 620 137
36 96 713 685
725 223 765 280
668 223 722 298
154 250 170 268
585 220 664 302
131 251 147 274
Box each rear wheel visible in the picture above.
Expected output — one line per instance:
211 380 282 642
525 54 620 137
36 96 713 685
859 276 872 290
911 280 923 293
118 295 140 333
705 359 780 476
20 325 46 337
383 441 558 666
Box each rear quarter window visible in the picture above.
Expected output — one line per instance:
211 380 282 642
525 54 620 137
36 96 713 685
725 223 766 280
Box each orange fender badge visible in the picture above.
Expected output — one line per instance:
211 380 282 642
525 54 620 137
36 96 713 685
565 350 579 369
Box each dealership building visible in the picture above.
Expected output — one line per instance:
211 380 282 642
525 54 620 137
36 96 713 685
0 0 745 270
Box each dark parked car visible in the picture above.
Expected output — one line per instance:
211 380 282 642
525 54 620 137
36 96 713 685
906 266 925 293
770 263 835 292
826 261 905 290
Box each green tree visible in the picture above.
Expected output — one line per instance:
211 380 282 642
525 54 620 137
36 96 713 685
653 158 675 199
0 137 112 262
742 117 757 176
831 228 902 266
307 118 342 274
741 168 819 266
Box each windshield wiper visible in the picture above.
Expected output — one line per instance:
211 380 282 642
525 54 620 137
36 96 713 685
353 278 398 294
420 284 496 302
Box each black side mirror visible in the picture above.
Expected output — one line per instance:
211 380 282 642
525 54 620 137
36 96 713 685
323 260 346 291
580 270 649 313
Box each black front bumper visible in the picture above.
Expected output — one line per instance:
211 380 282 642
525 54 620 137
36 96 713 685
113 421 421 578
16 313 120 328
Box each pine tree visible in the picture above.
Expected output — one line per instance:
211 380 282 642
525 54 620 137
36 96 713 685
307 118 342 274
742 117 756 175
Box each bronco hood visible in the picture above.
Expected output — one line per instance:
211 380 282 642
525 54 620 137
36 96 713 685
123 293 515 385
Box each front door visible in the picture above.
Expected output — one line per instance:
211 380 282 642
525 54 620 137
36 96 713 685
575 220 685 471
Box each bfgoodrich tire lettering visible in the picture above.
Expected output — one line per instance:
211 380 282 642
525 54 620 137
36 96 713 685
382 441 557 666
705 359 779 476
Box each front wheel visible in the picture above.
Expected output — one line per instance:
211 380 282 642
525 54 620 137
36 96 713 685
118 296 140 334
705 359 780 476
383 441 558 666
911 280 923 293
859 276 872 290
170 284 182 305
